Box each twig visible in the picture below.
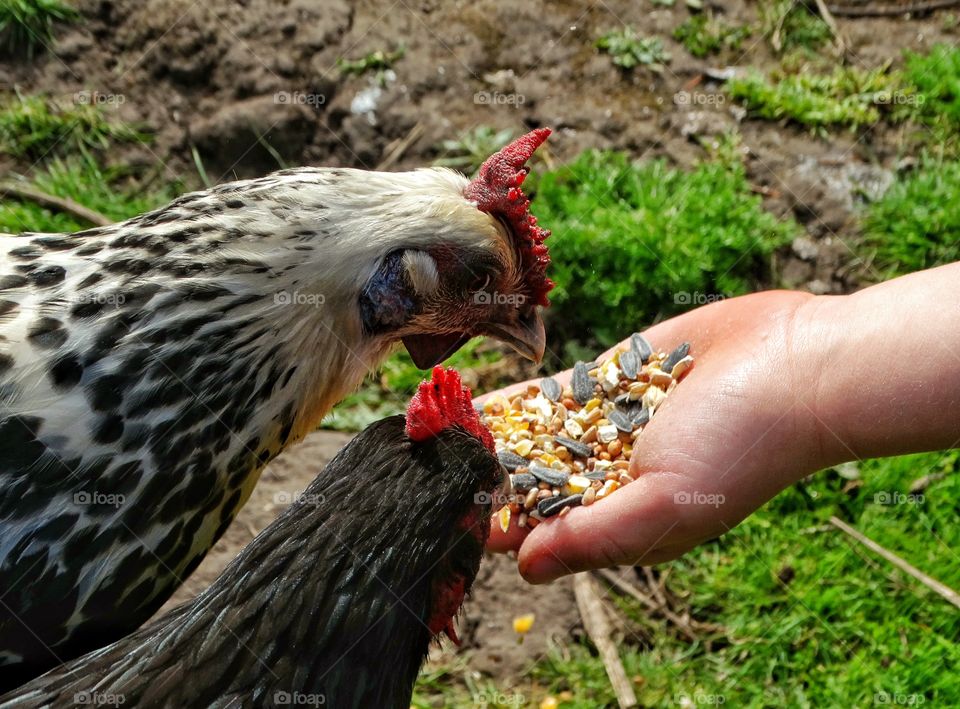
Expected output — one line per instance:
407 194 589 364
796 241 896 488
812 0 847 54
598 569 700 642
0 183 112 227
829 516 960 610
771 0 798 52
376 120 426 170
574 573 638 709
910 471 947 494
827 0 960 17
642 566 670 610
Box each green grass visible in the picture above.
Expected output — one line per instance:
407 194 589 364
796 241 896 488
725 66 914 133
596 27 670 72
0 92 146 161
434 126 515 174
0 0 77 56
673 13 751 58
903 44 960 152
759 0 832 54
532 149 797 348
415 451 960 706
0 152 178 234
862 159 960 277
321 338 506 431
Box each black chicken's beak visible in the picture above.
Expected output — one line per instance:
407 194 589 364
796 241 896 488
478 308 546 363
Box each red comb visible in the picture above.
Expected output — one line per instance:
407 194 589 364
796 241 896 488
406 367 495 453
464 128 554 307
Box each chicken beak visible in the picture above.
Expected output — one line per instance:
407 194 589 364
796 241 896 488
479 309 546 363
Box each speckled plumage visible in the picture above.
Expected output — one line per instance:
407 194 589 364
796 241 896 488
0 161 547 690
0 415 503 708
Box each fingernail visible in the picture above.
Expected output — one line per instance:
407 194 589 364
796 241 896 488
518 553 563 584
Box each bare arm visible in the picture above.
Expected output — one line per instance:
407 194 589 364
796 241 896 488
487 262 960 583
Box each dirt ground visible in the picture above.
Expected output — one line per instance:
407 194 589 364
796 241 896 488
4 0 957 689
3 0 955 294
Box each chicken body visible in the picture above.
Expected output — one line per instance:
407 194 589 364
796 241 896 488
0 133 550 690
0 370 503 709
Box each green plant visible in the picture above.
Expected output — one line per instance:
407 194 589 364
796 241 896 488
533 150 797 348
862 159 960 277
0 152 178 234
596 27 671 72
903 44 960 150
759 0 831 53
337 46 405 78
322 338 505 431
433 126 514 174
726 66 914 133
0 92 146 160
0 0 77 56
673 13 751 58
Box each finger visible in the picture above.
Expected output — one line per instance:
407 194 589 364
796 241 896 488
516 470 688 583
485 513 530 553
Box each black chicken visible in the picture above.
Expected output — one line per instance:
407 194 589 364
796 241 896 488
0 367 505 708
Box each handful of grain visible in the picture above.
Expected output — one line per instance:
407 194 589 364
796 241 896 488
481 334 694 531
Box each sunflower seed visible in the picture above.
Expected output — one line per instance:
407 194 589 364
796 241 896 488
540 376 562 402
663 342 691 374
607 409 633 433
619 349 639 379
670 355 694 379
631 333 653 363
498 449 530 471
554 435 593 459
584 469 606 481
510 472 538 492
571 361 594 405
530 464 570 487
537 493 583 518
632 406 650 426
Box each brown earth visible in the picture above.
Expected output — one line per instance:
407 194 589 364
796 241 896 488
3 0 956 293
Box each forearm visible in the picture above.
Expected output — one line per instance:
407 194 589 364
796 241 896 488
811 262 960 463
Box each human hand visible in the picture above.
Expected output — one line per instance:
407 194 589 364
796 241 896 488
484 290 836 583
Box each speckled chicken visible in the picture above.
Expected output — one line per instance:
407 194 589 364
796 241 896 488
0 130 552 690
0 367 506 708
